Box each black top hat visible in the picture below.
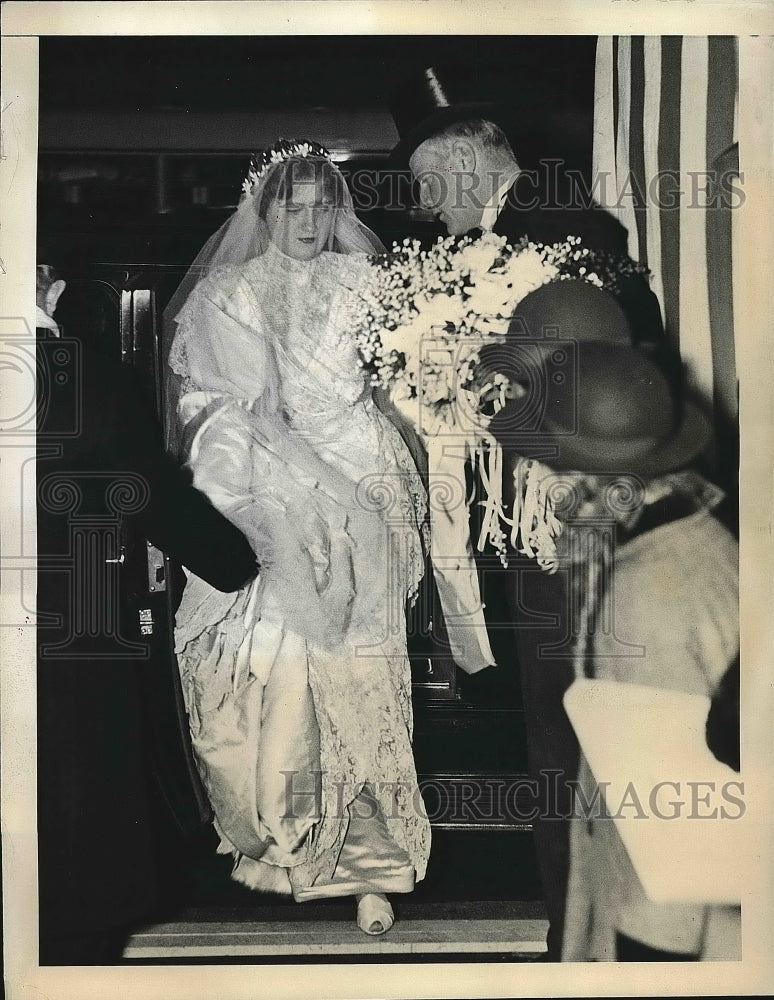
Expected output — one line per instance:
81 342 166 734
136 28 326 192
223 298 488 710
389 66 498 165
490 342 712 477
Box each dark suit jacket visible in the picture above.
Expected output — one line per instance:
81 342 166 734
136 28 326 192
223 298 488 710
36 329 257 939
494 170 629 253
493 172 666 352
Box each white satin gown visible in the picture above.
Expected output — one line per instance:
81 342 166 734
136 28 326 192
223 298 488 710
169 242 431 897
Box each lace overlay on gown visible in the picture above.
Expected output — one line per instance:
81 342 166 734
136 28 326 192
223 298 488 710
169 243 430 891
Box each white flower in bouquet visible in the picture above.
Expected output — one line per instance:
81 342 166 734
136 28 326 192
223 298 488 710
415 289 467 328
464 272 520 325
501 246 560 301
421 364 454 407
381 318 422 360
455 232 508 275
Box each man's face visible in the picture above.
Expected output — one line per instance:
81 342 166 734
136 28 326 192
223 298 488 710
409 137 485 237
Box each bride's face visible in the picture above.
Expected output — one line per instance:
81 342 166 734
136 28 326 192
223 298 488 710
265 181 335 261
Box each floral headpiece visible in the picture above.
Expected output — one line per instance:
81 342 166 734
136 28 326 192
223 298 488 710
242 139 333 197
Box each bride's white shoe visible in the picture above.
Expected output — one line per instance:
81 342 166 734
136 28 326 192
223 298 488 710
355 893 394 936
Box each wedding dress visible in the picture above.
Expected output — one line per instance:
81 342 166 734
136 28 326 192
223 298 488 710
168 240 431 898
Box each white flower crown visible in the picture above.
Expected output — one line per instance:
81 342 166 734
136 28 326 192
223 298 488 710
241 139 333 198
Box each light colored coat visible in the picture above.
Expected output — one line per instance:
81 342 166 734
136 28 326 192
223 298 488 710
562 509 739 960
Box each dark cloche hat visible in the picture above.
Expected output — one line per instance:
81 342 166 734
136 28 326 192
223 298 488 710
490 341 712 477
389 65 498 165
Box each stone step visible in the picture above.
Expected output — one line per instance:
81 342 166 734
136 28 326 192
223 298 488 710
123 915 548 959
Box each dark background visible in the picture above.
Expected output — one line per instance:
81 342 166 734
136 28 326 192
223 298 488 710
40 35 595 115
39 35 598 263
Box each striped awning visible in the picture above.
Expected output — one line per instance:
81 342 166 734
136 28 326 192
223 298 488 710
593 36 739 467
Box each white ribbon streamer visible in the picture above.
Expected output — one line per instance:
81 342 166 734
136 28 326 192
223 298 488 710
425 437 497 675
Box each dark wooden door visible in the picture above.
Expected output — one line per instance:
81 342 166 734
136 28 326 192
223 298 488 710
55 265 213 835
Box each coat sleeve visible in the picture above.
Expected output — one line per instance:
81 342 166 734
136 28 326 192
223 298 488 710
103 355 259 593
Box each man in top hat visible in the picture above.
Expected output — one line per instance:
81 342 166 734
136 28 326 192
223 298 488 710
390 65 665 351
496 342 737 961
388 67 669 700
388 65 672 959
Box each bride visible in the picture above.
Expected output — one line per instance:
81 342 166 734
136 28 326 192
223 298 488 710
163 140 431 935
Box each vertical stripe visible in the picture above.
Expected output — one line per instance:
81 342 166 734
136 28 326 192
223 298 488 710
629 36 649 265
706 37 739 490
658 36 682 353
643 36 666 320
706 37 738 166
732 65 739 144
706 140 738 489
613 36 620 152
593 37 618 212
679 36 714 406
706 38 738 429
592 33 741 474
615 37 638 258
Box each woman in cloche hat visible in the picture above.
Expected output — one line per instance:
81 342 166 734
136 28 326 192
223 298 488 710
492 342 739 962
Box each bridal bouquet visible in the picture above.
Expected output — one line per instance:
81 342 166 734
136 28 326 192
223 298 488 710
351 232 647 570
353 231 643 436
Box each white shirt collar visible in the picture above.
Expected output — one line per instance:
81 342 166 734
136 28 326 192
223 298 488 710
479 172 519 233
36 306 60 335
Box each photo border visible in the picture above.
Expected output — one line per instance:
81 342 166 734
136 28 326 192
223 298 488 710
2 3 772 998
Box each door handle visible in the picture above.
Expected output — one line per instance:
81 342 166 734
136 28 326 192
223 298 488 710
146 541 167 593
105 547 126 565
